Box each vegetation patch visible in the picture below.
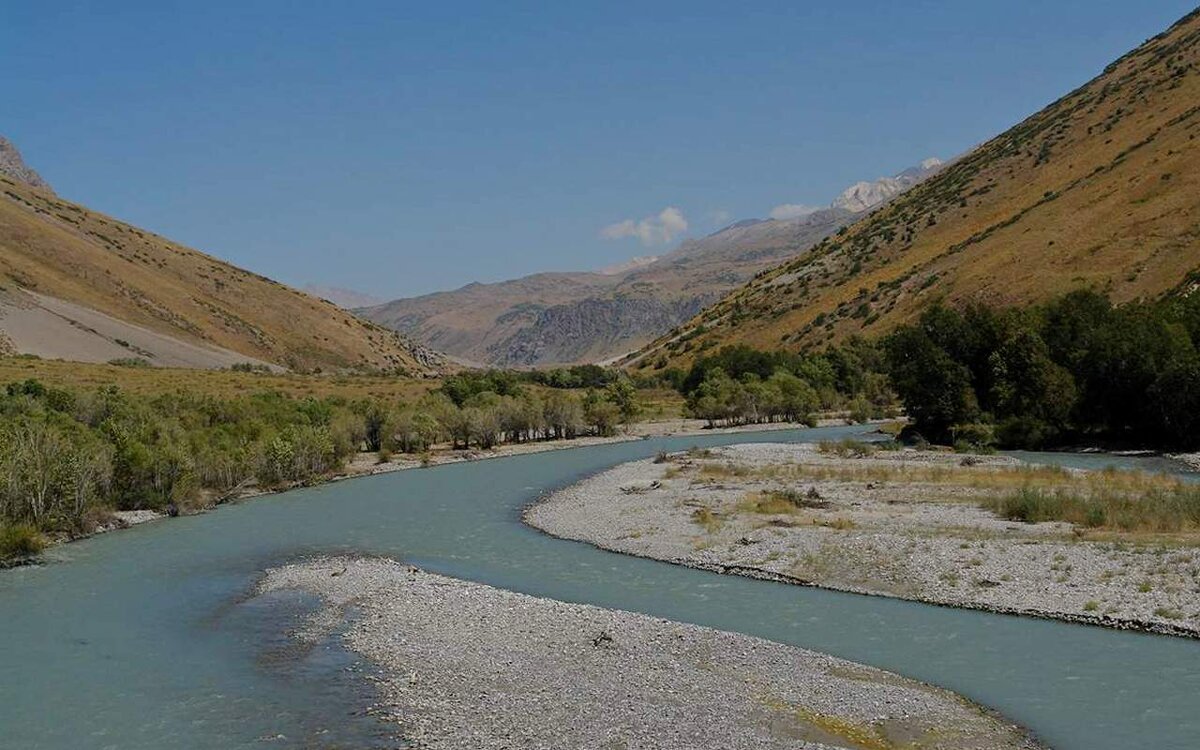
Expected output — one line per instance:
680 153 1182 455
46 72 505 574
0 523 44 561
992 484 1200 533
690 506 724 533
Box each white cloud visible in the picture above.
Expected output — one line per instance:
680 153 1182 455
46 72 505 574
601 206 688 246
769 203 821 220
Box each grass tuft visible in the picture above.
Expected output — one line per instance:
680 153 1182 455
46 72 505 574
0 524 45 561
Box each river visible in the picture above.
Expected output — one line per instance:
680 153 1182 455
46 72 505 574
1 424 1198 749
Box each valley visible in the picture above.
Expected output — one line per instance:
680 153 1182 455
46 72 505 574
360 163 941 367
3 5 1200 750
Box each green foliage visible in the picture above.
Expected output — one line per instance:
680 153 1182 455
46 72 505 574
678 340 883 427
107 357 152 368
885 291 1200 449
0 523 44 561
993 484 1200 532
439 370 524 407
817 439 879 458
883 326 979 441
0 374 644 558
522 363 618 389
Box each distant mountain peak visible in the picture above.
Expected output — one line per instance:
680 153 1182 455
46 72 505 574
831 157 942 212
0 137 54 194
302 284 385 309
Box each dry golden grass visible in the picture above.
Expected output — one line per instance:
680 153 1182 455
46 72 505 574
698 461 755 479
0 356 438 400
0 177 433 373
685 451 1200 541
690 506 724 533
744 460 1186 496
631 9 1200 370
738 490 802 515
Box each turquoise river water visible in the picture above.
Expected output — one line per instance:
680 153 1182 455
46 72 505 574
1 424 1198 749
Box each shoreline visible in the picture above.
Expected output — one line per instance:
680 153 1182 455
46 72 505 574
11 418 851 566
258 555 1045 750
525 443 1200 639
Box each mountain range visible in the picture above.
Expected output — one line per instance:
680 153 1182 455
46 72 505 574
625 8 1200 373
5 9 1196 380
359 159 945 367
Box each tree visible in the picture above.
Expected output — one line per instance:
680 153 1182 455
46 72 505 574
988 327 1076 427
583 390 621 436
884 327 978 442
543 391 584 439
604 379 640 424
1 420 69 527
765 371 819 423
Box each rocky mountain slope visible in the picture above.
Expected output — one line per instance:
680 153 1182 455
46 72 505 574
832 158 944 212
362 161 942 366
626 9 1200 372
0 150 444 374
0 137 54 194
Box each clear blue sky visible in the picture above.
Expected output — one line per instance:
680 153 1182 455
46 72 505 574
3 1 1195 298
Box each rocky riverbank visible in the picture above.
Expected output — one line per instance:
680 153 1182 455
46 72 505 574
259 556 1042 750
526 443 1200 637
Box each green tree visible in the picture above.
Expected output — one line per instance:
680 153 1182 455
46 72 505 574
884 327 978 442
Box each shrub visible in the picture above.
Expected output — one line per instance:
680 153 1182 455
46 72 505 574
950 422 995 448
991 484 1200 532
994 487 1065 523
767 488 830 510
817 439 877 458
996 415 1055 449
847 395 872 424
691 506 723 533
0 524 45 561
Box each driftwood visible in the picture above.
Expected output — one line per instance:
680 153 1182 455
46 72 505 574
618 481 662 495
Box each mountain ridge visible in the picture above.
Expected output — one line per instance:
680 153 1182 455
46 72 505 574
625 9 1200 372
0 161 445 374
362 158 943 366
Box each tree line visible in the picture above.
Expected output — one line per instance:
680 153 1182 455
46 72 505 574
671 341 894 427
883 289 1200 449
0 376 639 559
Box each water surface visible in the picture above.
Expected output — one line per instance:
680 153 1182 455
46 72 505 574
2 425 1198 749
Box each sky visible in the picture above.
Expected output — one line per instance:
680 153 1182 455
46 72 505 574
2 1 1196 299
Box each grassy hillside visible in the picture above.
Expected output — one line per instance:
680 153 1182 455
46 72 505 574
0 355 439 400
627 9 1200 372
0 177 443 374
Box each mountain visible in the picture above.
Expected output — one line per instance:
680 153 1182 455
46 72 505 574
0 137 54 194
624 9 1200 373
361 160 942 367
0 150 444 374
302 284 385 309
832 158 944 212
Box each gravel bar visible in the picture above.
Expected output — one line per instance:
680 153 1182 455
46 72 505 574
260 556 1042 750
525 443 1200 637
